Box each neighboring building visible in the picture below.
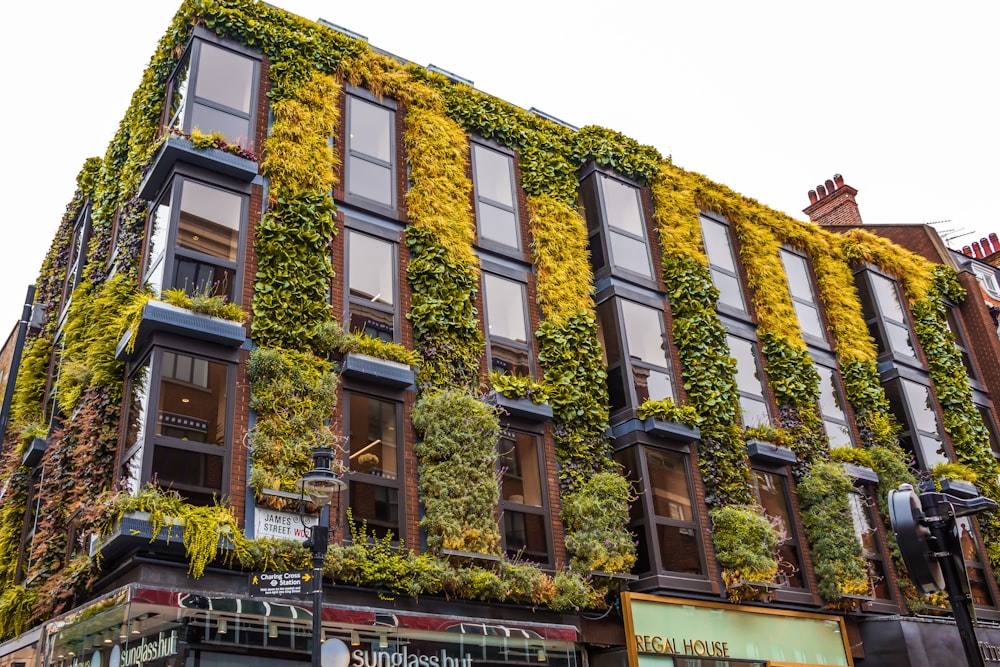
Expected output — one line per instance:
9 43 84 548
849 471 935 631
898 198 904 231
1 3 1000 667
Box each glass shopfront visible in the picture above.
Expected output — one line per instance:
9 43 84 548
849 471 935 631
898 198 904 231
623 593 853 667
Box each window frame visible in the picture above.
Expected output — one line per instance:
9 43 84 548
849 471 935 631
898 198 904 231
882 370 950 470
751 468 810 599
471 138 522 255
580 165 656 286
344 219 400 344
855 267 921 366
343 89 398 217
847 487 895 606
496 427 552 565
163 31 261 148
779 248 828 346
727 330 772 427
481 264 534 378
700 213 749 316
814 360 856 449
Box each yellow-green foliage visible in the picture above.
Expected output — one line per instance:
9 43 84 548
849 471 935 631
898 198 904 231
262 71 339 195
651 164 708 263
8 336 52 436
838 228 934 301
528 193 594 324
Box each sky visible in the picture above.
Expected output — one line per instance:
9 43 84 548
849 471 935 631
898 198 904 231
1 1 998 331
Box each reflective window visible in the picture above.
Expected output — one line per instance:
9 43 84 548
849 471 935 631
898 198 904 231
754 471 805 589
177 181 242 262
643 449 704 575
848 492 891 599
815 364 854 448
347 96 394 208
780 250 825 340
483 273 531 376
167 40 256 146
582 173 653 281
728 334 770 425
885 378 949 469
346 393 401 540
499 431 549 563
957 517 993 607
621 300 674 404
701 216 747 314
858 271 917 361
472 144 519 250
944 306 977 381
347 230 396 342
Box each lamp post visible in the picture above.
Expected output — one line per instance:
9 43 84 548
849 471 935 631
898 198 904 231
297 446 346 667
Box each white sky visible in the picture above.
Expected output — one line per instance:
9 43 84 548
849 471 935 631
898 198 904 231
1 1 997 330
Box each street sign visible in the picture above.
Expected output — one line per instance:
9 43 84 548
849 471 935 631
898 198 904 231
249 570 314 597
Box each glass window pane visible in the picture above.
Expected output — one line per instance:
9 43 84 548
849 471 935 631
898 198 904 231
870 273 906 322
500 433 543 506
195 42 254 113
729 335 770 424
636 368 672 403
348 156 393 206
478 202 519 248
755 472 805 588
710 268 747 312
792 300 825 339
473 144 514 207
188 104 251 146
780 251 811 298
646 451 693 521
884 321 917 359
173 257 236 299
348 395 398 479
621 301 668 366
151 446 224 493
177 181 242 262
156 351 228 446
349 97 392 162
656 524 703 575
901 379 949 467
503 511 548 563
816 365 853 448
145 193 171 294
601 176 645 237
484 273 528 343
610 231 653 278
701 217 738 272
348 231 394 306
349 481 398 540
167 57 190 131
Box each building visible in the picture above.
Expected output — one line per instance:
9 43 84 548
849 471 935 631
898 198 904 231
1 2 999 667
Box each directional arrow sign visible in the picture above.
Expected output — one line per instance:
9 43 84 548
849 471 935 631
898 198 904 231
249 570 314 597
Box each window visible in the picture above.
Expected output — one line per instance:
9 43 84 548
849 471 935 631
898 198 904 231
971 263 1000 299
597 297 674 416
143 177 246 301
815 364 854 449
581 171 654 281
472 143 519 250
944 305 977 381
780 249 825 341
847 491 891 599
753 471 805 589
345 393 401 541
483 272 532 376
728 334 771 426
617 447 706 581
66 205 92 297
345 95 395 210
498 431 550 564
884 377 949 469
957 517 994 607
978 405 1000 457
121 348 233 506
857 270 918 362
346 229 397 342
166 39 258 147
701 215 747 314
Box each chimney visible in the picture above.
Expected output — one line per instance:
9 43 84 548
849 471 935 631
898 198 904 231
803 173 864 226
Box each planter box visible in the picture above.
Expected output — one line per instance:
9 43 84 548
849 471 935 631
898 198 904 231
489 391 553 421
21 436 49 468
116 300 246 361
341 352 415 389
609 418 700 442
940 477 979 499
746 439 797 465
841 462 880 484
139 134 258 200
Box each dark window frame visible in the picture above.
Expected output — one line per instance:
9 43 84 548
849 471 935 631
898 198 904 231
847 487 896 606
727 330 772 427
470 137 522 255
343 89 398 217
855 266 921 367
779 247 829 347
700 212 749 317
751 467 811 601
497 426 552 565
344 219 400 343
481 263 535 378
881 369 950 470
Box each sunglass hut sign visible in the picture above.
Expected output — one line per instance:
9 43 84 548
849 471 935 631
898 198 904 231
71 631 180 667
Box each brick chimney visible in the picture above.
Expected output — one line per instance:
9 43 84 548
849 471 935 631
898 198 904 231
803 173 864 226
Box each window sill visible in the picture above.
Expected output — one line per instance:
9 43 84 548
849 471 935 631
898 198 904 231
22 436 49 468
609 418 700 442
440 548 504 564
139 134 258 201
115 299 246 362
488 391 553 422
746 439 797 465
340 352 415 390
842 462 880 484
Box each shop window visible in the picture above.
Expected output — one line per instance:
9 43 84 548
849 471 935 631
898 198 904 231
346 228 397 342
856 269 919 364
815 363 854 449
618 447 706 578
143 177 246 302
597 297 674 417
472 143 520 251
957 517 994 607
121 348 233 506
780 249 826 342
581 171 654 281
847 491 892 599
498 430 550 564
727 334 771 426
345 393 401 541
165 38 258 147
701 215 747 314
753 471 806 589
345 94 396 211
483 272 532 376
884 377 949 469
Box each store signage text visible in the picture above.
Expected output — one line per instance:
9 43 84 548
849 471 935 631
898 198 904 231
70 631 179 667
254 507 315 541
980 640 1000 663
633 634 730 659
350 647 473 667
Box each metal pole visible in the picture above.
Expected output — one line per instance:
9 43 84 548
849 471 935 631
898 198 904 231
312 504 330 667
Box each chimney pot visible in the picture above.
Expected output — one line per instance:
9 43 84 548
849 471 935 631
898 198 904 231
973 241 983 257
982 238 991 254
825 179 835 193
817 184 828 198
991 233 999 251
833 174 844 188
808 190 818 204
963 246 973 257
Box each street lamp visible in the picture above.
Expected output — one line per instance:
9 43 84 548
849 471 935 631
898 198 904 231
297 446 346 667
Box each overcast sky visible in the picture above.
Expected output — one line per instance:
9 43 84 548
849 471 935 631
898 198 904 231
1 1 997 331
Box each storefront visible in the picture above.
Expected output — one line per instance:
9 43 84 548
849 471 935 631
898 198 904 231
39 586 580 667
856 615 1000 666
622 593 853 667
